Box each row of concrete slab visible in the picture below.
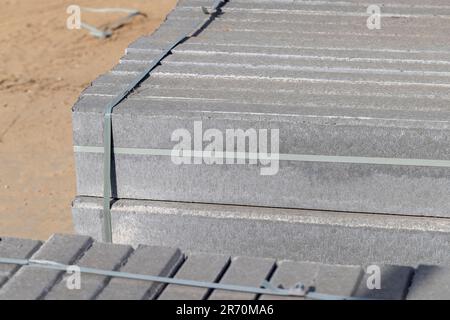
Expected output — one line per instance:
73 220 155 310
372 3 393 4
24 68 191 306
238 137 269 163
73 0 450 216
71 0 450 276
0 234 449 300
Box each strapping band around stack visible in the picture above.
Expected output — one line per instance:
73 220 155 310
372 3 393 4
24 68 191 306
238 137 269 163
102 0 228 243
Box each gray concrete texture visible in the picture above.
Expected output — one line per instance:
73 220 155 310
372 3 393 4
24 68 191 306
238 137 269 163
97 245 184 300
0 234 92 300
72 0 450 217
72 196 450 268
0 237 42 288
0 234 448 300
353 265 413 300
407 265 450 300
45 242 133 300
208 256 276 300
158 253 230 300
260 261 364 300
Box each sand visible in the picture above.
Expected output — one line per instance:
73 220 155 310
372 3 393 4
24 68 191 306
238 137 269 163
0 0 177 240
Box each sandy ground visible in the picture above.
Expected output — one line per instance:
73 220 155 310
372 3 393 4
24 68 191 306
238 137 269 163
0 0 177 240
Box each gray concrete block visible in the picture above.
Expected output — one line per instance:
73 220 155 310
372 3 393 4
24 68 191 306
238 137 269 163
407 265 450 300
97 245 183 300
83 76 450 114
72 0 450 218
0 234 92 300
113 56 450 87
180 0 450 16
72 196 450 267
315 264 363 297
354 265 413 300
121 49 450 73
260 261 363 300
208 256 275 300
73 82 450 219
125 41 450 74
45 242 133 300
159 17 450 41
260 261 318 300
158 253 230 300
72 118 450 218
0 237 42 288
0 277 7 288
135 27 450 52
155 17 450 49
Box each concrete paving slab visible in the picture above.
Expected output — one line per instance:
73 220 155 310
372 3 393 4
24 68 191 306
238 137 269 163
120 50 450 73
0 234 448 300
260 261 318 300
315 264 364 297
260 261 363 300
45 242 133 300
179 0 450 12
158 253 230 300
97 245 183 300
208 256 276 300
138 28 450 52
125 42 450 67
407 265 450 300
0 234 92 300
354 265 413 300
83 82 450 111
0 237 42 288
160 18 450 39
112 61 450 86
0 277 7 288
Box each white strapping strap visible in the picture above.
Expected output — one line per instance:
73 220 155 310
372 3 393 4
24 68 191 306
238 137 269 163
74 146 450 168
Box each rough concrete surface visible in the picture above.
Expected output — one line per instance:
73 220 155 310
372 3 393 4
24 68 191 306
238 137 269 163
72 0 450 217
72 196 450 267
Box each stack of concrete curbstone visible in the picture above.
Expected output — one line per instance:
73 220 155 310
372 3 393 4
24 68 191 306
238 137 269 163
72 0 450 267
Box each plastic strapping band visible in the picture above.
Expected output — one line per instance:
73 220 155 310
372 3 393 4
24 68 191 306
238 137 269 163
79 7 145 39
102 0 227 243
0 257 367 300
74 146 450 168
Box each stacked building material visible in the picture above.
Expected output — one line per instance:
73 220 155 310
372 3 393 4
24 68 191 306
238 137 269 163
1 234 449 300
72 0 450 266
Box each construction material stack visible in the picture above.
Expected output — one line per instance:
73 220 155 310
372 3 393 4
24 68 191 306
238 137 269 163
72 0 450 267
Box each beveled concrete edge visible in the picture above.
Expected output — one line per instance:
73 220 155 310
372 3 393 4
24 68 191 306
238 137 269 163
72 196 450 234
